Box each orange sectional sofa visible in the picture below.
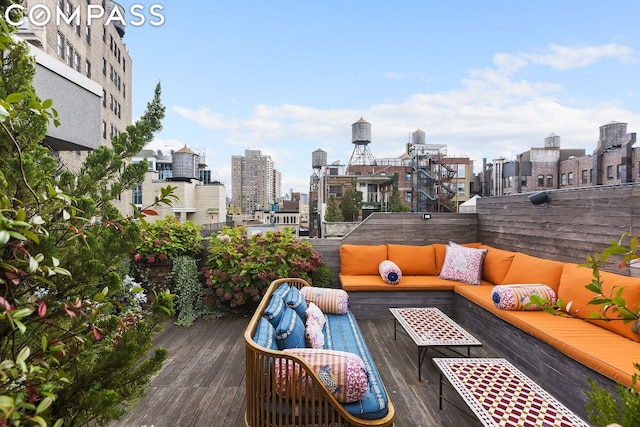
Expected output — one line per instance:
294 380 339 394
338 242 640 417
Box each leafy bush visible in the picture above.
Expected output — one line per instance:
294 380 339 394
133 216 203 264
203 226 326 308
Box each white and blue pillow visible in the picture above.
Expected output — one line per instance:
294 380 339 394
283 285 308 320
275 307 306 349
253 317 278 350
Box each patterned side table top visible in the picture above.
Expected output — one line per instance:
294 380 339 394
433 358 590 427
389 307 482 347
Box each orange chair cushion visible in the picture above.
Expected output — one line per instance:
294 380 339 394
340 244 388 275
502 253 565 293
480 245 516 285
387 244 437 276
434 242 482 273
557 263 640 342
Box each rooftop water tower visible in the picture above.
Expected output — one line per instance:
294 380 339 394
311 149 327 190
171 145 199 180
348 117 375 166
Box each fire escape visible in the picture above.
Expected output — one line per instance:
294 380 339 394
410 144 456 212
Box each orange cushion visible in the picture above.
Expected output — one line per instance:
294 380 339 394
502 253 565 293
434 242 482 273
340 244 388 275
387 244 437 276
480 245 516 285
557 263 640 342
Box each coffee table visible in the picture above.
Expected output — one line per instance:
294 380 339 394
433 358 590 427
389 307 482 381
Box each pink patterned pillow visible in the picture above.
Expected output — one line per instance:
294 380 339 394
300 287 349 314
274 349 369 403
492 284 557 311
306 302 326 327
379 260 402 284
439 242 488 285
305 318 325 349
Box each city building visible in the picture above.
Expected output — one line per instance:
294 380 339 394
480 121 638 196
231 149 281 214
16 0 133 214
132 147 227 225
308 121 474 236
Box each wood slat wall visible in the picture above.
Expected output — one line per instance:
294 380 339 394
341 212 479 246
477 184 640 273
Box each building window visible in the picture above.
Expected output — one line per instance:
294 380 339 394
73 52 80 72
560 173 567 186
607 165 614 180
57 33 64 58
65 43 73 66
123 58 126 73
457 182 466 197
85 60 91 78
132 184 142 205
406 192 412 203
328 185 343 198
85 25 91 44
457 164 466 179
547 174 553 187
102 57 106 75
102 121 106 139
102 89 106 107
405 172 411 182
102 27 106 43
581 169 589 184
123 83 126 99
590 169 593 182
567 172 574 185
617 164 623 179
537 174 544 186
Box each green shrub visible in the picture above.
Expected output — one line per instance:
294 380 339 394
204 226 326 308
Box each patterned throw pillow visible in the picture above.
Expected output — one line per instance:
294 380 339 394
274 307 306 349
300 287 350 315
379 260 402 284
305 318 325 349
439 242 488 285
252 317 278 350
283 285 308 320
306 302 326 328
263 294 286 328
491 284 557 311
274 348 369 403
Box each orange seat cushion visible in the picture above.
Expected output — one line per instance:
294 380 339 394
456 285 639 388
340 244 388 276
480 245 516 285
387 244 437 276
557 263 640 342
501 253 565 293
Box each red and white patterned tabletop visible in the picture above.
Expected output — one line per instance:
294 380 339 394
433 358 590 427
389 307 482 347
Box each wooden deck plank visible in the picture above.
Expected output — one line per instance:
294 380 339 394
109 315 502 427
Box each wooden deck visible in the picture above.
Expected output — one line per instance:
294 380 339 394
110 314 501 427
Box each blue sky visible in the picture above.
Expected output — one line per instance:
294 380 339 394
118 1 640 196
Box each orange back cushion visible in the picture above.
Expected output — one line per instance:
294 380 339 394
501 253 565 293
434 242 482 273
480 245 516 285
387 244 437 276
558 263 640 342
340 244 388 275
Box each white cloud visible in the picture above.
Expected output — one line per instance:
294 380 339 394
524 43 635 70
